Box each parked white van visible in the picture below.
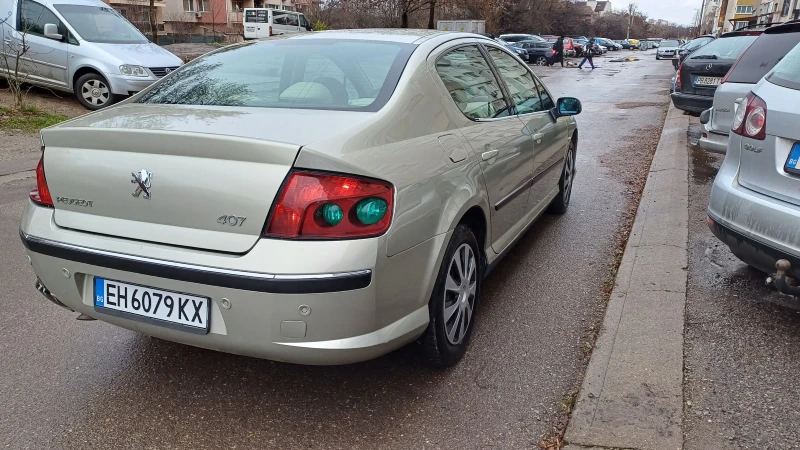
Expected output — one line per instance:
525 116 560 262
0 0 182 109
243 8 312 40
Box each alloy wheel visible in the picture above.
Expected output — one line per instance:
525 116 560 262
563 145 575 205
443 243 477 345
536 56 548 66
81 79 110 107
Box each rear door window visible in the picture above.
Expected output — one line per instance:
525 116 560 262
435 45 511 120
727 31 800 83
767 41 800 91
486 47 546 115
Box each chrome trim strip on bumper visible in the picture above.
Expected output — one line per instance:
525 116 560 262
20 231 372 294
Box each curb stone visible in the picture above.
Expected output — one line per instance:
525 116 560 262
564 103 689 450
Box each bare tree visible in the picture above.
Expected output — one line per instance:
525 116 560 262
166 11 195 43
0 3 39 110
150 0 159 43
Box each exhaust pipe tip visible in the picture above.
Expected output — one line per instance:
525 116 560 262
34 279 74 312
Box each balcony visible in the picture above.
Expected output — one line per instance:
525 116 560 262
229 10 243 23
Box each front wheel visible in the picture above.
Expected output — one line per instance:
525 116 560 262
548 139 576 214
535 56 548 66
421 225 481 367
75 73 117 110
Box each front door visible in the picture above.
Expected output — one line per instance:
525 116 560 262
434 44 534 253
16 0 69 89
485 46 568 212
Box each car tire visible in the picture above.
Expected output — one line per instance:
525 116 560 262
548 139 577 214
75 73 117 110
421 224 482 367
535 56 548 66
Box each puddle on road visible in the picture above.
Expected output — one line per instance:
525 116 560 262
688 123 722 185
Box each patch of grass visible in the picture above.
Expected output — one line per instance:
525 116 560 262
0 105 68 133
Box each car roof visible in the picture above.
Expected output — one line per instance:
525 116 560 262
764 21 800 34
285 29 475 45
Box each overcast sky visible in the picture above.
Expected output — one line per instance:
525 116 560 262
614 0 705 25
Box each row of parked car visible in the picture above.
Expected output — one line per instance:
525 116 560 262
485 33 641 66
667 21 800 293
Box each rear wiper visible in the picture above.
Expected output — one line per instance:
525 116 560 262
691 55 718 60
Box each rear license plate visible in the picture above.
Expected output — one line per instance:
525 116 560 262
246 27 256 31
784 143 800 175
694 76 722 86
94 278 210 334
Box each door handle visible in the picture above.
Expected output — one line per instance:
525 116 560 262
533 132 544 143
481 149 498 161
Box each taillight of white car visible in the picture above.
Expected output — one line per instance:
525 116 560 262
732 92 767 141
264 170 393 239
29 147 53 207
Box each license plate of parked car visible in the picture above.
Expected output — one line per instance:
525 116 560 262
246 27 256 32
94 278 209 333
784 143 800 175
694 76 722 86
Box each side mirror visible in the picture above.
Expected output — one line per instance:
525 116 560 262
43 23 62 41
553 97 581 117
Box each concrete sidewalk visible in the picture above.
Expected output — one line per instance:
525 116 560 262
564 104 690 450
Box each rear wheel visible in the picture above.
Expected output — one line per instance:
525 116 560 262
75 73 116 110
549 139 576 214
421 225 481 367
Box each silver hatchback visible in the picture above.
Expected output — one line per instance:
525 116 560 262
708 41 800 280
700 22 800 154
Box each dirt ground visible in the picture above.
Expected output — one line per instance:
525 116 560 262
0 84 87 163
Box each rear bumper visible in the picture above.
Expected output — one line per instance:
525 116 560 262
708 214 800 278
671 92 712 113
699 130 728 154
708 145 800 278
20 202 441 365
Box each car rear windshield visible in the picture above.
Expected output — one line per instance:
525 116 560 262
767 42 800 91
726 29 800 83
689 35 757 60
661 40 680 47
138 39 415 111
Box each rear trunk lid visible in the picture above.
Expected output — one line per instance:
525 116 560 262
710 81 752 134
737 80 800 206
42 104 372 253
679 58 734 97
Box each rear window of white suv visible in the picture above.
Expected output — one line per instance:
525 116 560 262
768 42 800 91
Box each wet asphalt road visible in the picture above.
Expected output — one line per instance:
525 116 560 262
0 52 673 449
684 123 800 449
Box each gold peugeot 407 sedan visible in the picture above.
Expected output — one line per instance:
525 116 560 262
20 29 581 367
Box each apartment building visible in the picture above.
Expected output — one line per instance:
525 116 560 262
101 0 167 34
752 0 800 24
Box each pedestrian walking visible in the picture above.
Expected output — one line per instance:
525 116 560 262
552 35 565 67
578 38 596 69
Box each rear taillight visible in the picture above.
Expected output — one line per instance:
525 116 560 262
29 149 53 207
265 171 393 239
731 92 767 141
676 64 682 90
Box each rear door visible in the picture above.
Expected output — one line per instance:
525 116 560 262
484 45 566 215
243 8 269 38
433 43 534 253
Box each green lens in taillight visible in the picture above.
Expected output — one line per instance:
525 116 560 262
355 197 388 225
317 203 343 226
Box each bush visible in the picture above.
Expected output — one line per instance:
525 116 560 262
313 20 329 31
